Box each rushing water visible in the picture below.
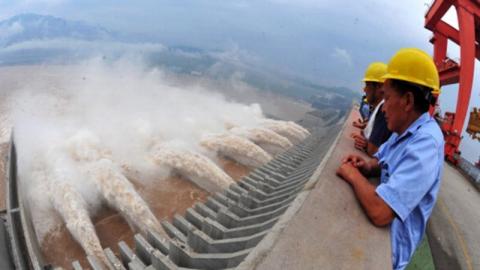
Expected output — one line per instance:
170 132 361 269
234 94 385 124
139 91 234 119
201 133 272 168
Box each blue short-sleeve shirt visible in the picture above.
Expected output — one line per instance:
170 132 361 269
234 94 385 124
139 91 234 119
374 113 444 270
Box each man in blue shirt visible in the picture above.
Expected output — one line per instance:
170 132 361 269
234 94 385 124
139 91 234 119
359 95 370 121
336 48 444 270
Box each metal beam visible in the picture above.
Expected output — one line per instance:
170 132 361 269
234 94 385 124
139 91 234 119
435 20 480 60
457 0 480 17
440 67 460 85
436 20 460 43
453 6 476 133
425 0 455 30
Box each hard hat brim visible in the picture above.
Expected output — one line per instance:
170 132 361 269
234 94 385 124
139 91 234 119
381 74 440 94
362 78 385 83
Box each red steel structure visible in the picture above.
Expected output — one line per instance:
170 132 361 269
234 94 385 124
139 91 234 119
425 0 480 164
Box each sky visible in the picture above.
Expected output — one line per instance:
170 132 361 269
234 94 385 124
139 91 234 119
0 0 464 89
0 0 479 161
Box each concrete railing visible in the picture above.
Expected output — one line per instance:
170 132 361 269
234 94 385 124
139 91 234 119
5 138 45 270
458 157 480 190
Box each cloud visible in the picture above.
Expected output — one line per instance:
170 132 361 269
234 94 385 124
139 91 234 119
18 0 67 6
0 21 24 39
210 43 260 66
0 0 68 20
0 38 166 53
331 47 353 68
266 0 329 8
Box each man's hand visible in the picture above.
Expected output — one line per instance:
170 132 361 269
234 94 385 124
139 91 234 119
336 162 362 185
353 118 367 129
341 154 372 175
351 133 367 150
337 156 394 227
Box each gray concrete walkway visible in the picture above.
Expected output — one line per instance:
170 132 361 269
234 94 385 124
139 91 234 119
428 163 480 270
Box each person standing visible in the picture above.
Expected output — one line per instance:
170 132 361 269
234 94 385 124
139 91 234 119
359 94 370 122
352 62 392 156
337 48 444 270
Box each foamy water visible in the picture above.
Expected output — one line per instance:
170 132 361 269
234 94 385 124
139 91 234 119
150 143 235 192
200 133 272 167
230 126 293 155
261 119 310 143
1 62 308 264
47 171 107 264
83 159 164 235
30 148 108 265
65 131 164 236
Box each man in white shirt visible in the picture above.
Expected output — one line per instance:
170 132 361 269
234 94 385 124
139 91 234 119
352 62 391 156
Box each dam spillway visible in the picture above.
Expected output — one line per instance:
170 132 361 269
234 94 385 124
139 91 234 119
3 113 341 269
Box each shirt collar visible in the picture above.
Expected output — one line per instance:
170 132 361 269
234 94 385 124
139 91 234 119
393 112 431 144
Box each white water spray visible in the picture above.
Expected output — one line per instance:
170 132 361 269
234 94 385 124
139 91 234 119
229 127 293 156
261 119 310 143
150 143 235 192
2 61 304 265
65 131 165 236
200 134 272 168
41 153 107 265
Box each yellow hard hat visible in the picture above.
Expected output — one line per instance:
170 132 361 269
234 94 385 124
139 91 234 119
362 62 388 83
382 48 440 95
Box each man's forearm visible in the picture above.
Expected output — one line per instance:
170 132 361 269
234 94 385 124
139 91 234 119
349 172 393 226
350 174 381 213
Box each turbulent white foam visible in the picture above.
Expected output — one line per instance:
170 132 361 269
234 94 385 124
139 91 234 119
66 130 110 162
46 170 107 264
83 159 164 235
229 126 293 155
150 143 235 192
260 119 310 143
200 134 272 168
65 131 164 236
293 122 310 137
262 119 310 137
1 62 300 262
38 151 107 265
